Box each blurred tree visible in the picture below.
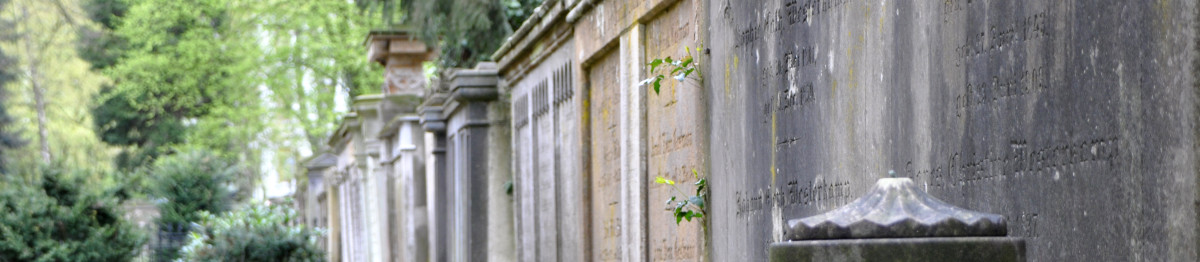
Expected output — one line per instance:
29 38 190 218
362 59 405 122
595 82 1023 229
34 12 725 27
2 0 118 177
148 149 237 260
0 0 22 175
150 149 236 227
254 0 381 150
0 166 144 261
92 0 267 180
76 0 127 71
179 203 325 261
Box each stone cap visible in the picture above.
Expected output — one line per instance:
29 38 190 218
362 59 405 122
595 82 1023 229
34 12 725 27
419 92 449 132
448 63 500 102
785 177 1007 241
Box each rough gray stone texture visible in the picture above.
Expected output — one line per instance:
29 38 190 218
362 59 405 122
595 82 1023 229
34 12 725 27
705 0 1198 261
770 237 1025 262
787 178 1006 240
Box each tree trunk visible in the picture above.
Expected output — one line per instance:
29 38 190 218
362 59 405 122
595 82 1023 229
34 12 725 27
20 5 50 164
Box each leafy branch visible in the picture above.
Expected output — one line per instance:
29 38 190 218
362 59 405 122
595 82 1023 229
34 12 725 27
640 47 703 94
656 169 708 224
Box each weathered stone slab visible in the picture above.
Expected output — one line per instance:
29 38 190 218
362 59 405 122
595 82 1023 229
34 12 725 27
507 38 580 262
643 0 706 261
706 0 1198 261
588 49 624 262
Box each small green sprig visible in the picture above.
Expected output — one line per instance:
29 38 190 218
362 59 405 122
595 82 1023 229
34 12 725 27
655 169 708 224
640 47 703 94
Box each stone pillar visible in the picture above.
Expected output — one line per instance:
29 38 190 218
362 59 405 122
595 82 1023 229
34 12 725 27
443 63 514 262
367 30 435 262
420 93 450 262
304 153 337 256
348 95 387 262
325 170 343 262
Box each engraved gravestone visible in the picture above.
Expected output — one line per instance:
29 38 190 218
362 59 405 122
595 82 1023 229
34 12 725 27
706 0 1198 261
644 0 707 260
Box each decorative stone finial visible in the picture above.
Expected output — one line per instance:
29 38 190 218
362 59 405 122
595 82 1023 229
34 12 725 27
785 177 1006 240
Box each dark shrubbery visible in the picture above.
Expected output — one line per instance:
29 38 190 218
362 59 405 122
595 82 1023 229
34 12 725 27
180 203 325 261
0 167 144 261
149 149 236 260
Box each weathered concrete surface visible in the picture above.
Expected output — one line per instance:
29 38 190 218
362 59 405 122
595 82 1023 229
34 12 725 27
643 0 708 261
706 0 1198 261
770 237 1025 262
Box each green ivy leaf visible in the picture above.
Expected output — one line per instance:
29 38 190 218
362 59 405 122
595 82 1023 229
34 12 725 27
689 196 705 209
648 59 663 72
665 196 675 206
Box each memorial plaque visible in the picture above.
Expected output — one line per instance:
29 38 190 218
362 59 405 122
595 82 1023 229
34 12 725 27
706 0 1197 261
589 50 624 262
643 0 706 261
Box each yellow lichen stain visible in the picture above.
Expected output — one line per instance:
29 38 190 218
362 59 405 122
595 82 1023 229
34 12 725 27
878 2 885 33
601 106 610 123
724 62 731 96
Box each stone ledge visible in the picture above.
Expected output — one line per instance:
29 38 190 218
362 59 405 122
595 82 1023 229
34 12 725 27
769 237 1025 262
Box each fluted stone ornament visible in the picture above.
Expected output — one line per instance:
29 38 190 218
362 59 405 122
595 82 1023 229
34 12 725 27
786 177 1006 240
770 177 1025 262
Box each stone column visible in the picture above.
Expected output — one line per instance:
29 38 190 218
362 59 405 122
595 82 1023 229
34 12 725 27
420 93 450 262
304 154 337 256
351 95 388 262
443 63 514 262
326 170 343 262
366 30 435 262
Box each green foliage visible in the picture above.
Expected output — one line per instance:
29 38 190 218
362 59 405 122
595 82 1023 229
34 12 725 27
0 26 22 174
0 166 144 261
387 0 526 68
151 149 235 227
655 169 708 224
92 87 185 148
256 0 384 147
640 46 704 94
179 203 326 261
93 0 267 176
77 0 130 70
354 0 543 67
503 0 542 31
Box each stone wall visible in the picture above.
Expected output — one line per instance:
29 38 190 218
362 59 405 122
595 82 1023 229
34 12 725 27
706 0 1198 261
296 0 1200 261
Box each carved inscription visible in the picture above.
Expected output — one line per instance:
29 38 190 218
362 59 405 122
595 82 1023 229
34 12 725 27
906 136 1121 189
955 63 1057 116
732 0 856 49
651 238 698 261
650 130 694 157
954 10 1051 65
735 179 852 219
